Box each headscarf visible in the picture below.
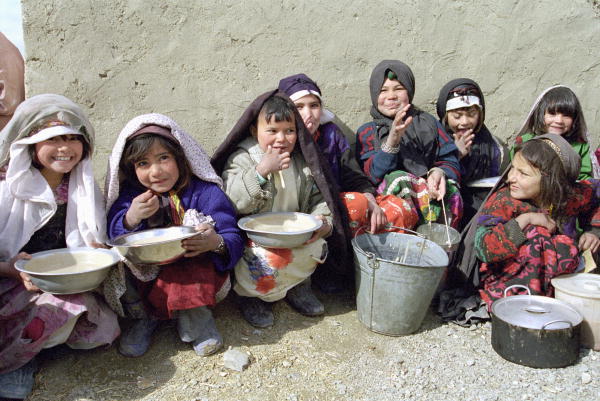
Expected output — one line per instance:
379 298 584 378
0 94 105 261
0 33 25 131
436 78 501 182
454 133 581 286
211 90 353 275
367 60 443 178
516 85 599 178
278 73 335 124
104 113 223 212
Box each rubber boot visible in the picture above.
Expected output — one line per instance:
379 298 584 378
238 296 274 328
118 318 159 357
0 358 36 400
285 278 324 316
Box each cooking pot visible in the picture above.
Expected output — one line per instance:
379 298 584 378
491 285 582 368
552 273 600 350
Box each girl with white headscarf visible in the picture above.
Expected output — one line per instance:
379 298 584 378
0 94 119 400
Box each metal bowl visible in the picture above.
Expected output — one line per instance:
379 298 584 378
14 247 120 294
238 212 322 249
107 226 198 265
416 223 461 253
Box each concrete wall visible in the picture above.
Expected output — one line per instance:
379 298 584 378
22 0 600 178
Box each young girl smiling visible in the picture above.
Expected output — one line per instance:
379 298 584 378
105 113 243 357
513 85 599 180
0 94 119 400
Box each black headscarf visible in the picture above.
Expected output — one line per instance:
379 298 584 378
436 78 500 183
368 60 442 178
211 90 353 277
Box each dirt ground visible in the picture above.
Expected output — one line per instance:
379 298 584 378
29 287 600 401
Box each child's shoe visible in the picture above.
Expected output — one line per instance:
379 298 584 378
118 318 158 357
0 358 36 400
191 310 223 356
285 279 324 316
238 296 274 328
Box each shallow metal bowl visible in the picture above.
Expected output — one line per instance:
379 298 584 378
14 247 120 294
108 226 198 265
417 223 461 253
238 212 322 249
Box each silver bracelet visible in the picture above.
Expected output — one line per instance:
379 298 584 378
214 235 227 255
381 142 400 154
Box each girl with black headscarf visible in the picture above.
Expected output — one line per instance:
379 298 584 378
356 60 463 227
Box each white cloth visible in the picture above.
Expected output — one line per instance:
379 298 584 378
0 95 106 261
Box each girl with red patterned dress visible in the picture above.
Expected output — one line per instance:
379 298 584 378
473 134 600 308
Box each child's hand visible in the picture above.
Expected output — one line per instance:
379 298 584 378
453 129 474 159
579 232 600 253
6 252 39 292
427 168 446 201
516 212 557 233
182 223 221 257
364 192 387 233
256 145 292 178
125 190 159 229
305 215 332 244
386 104 413 148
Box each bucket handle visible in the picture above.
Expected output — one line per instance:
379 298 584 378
352 225 427 265
503 284 531 298
540 320 573 338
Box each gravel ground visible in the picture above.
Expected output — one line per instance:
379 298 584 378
30 288 599 401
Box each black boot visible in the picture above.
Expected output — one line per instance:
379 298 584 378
238 296 274 328
285 279 324 316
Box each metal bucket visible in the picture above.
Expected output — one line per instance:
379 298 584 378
352 230 448 336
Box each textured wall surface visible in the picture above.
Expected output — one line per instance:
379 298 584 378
22 0 600 178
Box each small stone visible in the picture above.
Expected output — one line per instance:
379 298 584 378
282 360 292 368
582 372 592 384
136 376 154 390
223 348 251 372
337 384 347 395
288 394 298 401
330 320 341 326
579 364 589 372
219 371 228 377
415 368 423 376
241 336 249 341
252 329 263 335
466 360 475 366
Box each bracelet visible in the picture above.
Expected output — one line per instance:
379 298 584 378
381 142 400 154
214 235 227 255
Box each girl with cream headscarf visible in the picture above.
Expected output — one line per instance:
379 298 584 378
0 94 119 400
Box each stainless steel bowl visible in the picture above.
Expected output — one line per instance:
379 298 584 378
238 212 322 249
14 247 120 294
108 226 198 265
416 223 461 253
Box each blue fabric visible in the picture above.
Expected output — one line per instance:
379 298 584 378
108 177 244 273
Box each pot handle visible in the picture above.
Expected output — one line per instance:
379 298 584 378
503 284 531 298
540 320 573 338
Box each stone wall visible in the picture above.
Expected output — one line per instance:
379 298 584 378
22 0 600 178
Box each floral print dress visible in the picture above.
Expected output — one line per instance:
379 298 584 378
474 181 600 308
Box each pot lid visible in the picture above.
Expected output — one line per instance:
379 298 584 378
492 294 582 330
552 273 600 299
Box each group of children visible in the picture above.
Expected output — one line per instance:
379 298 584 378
1 56 600 400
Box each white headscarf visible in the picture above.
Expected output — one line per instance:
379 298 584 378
0 94 106 261
517 85 599 179
104 113 222 211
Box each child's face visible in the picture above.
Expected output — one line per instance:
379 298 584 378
34 134 83 175
377 78 410 118
293 94 322 136
133 140 180 193
447 106 480 135
544 111 573 136
507 152 541 203
254 111 297 154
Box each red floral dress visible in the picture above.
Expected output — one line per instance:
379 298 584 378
474 181 600 308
